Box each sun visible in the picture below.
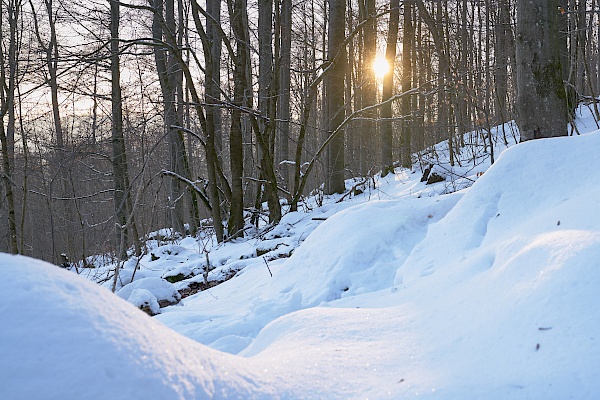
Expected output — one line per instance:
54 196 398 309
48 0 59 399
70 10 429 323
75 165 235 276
373 56 390 79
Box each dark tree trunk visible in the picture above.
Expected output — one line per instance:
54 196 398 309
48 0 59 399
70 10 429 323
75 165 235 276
358 0 377 176
516 0 567 140
227 0 248 237
380 0 399 175
277 0 292 191
325 0 346 194
0 0 19 254
256 0 281 223
400 0 413 168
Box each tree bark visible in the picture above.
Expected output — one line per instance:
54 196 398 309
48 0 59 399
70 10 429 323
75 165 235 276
111 0 141 259
227 0 248 237
0 0 19 254
380 0 399 175
400 0 413 168
324 0 346 194
277 0 292 191
358 0 377 176
515 0 567 140
256 0 281 223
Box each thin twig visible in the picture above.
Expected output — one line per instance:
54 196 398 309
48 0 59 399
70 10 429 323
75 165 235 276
263 257 273 277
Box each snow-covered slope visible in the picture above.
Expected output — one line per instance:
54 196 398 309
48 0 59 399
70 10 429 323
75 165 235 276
0 254 284 400
233 130 600 398
2 108 600 398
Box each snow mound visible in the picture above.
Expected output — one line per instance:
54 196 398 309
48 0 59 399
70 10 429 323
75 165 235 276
116 276 181 308
265 194 462 306
396 131 600 287
0 254 278 400
127 288 160 315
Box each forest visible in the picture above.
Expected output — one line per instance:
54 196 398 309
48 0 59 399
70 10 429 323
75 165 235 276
1 0 598 264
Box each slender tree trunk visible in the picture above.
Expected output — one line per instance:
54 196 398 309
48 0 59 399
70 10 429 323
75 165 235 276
256 0 281 223
110 0 127 258
495 0 510 126
359 0 377 176
189 0 225 241
400 0 413 168
277 0 292 191
227 0 248 237
206 0 223 159
380 0 399 175
111 0 141 259
0 0 19 254
152 0 186 234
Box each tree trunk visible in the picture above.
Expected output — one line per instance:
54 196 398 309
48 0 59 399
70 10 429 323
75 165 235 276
494 0 510 126
400 0 413 168
0 0 19 254
277 0 292 191
515 0 567 140
206 0 223 159
358 0 377 176
111 0 141 259
324 0 346 194
256 0 281 223
227 0 248 237
380 0 399 175
152 0 187 234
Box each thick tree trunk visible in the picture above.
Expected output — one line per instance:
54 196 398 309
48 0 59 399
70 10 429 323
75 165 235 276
324 0 346 194
515 0 567 140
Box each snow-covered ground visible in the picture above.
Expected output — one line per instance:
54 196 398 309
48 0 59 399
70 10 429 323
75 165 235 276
2 105 600 399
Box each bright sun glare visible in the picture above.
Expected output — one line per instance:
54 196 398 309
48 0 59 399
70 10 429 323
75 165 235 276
373 56 390 79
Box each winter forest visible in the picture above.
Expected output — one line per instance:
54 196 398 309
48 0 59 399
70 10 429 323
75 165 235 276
0 0 594 262
3 0 600 398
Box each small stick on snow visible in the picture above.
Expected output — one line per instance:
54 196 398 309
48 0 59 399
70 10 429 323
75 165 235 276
263 257 273 277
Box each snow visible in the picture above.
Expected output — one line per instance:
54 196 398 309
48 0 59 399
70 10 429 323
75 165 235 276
116 276 181 308
2 106 600 398
126 288 161 315
0 254 280 400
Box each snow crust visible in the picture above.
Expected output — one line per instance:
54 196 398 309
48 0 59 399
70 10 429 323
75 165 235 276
2 107 600 398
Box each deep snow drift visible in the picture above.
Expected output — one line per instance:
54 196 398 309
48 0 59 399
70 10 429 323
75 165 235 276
2 108 600 399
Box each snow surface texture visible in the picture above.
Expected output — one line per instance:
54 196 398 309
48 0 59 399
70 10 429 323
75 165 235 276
2 106 600 398
0 254 285 400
